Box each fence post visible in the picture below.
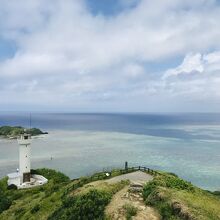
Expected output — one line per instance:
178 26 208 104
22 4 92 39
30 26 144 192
125 161 128 171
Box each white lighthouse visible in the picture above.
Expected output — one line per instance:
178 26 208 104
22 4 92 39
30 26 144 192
18 133 31 183
7 132 48 189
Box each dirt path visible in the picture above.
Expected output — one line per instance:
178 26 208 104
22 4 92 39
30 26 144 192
105 186 160 220
105 171 160 220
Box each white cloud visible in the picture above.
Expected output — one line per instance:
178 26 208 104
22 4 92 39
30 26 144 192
0 0 220 111
161 51 220 108
163 53 204 78
164 51 220 79
203 51 220 72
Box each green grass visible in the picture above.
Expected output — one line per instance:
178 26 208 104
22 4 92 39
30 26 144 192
48 189 112 220
173 189 220 219
49 179 128 220
1 168 220 220
0 169 70 220
0 168 128 220
123 203 138 220
143 172 220 220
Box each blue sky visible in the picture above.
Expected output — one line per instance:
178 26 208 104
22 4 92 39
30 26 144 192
0 38 17 61
0 0 220 112
85 0 140 16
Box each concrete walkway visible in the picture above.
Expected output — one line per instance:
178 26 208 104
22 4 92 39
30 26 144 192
106 171 153 184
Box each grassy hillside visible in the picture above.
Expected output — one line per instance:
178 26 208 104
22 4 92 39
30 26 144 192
143 172 220 220
0 169 70 220
0 169 128 220
0 168 220 220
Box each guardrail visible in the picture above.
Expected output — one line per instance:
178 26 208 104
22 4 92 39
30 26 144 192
119 166 158 175
71 165 158 182
66 165 158 197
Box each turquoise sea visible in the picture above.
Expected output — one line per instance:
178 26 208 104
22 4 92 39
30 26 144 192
0 113 220 191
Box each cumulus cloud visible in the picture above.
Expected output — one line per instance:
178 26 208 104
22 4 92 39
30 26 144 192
163 53 204 79
164 51 220 78
161 51 220 108
0 0 220 111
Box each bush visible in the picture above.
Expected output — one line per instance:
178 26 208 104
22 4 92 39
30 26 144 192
158 203 174 219
142 174 194 202
14 207 25 217
142 173 195 220
167 172 179 178
31 204 40 213
7 184 17 190
123 203 138 220
0 188 11 214
32 168 70 183
0 195 11 214
161 175 194 191
11 191 23 200
213 191 220 196
49 189 112 220
144 174 194 192
142 183 156 200
44 184 60 197
0 179 12 213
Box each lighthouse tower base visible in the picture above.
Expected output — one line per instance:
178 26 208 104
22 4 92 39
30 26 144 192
7 172 48 189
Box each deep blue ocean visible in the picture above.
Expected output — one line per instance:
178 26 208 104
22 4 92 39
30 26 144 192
0 112 220 191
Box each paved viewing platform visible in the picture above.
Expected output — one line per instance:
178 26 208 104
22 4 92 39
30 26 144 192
106 171 153 184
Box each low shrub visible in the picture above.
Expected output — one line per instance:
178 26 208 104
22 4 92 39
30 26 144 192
167 172 179 178
0 195 11 214
142 183 156 200
157 202 175 219
161 175 194 191
14 207 25 216
213 191 220 196
31 204 40 214
32 168 70 183
143 173 195 220
144 174 194 192
0 178 12 213
49 189 112 220
123 203 138 220
44 183 61 197
10 191 23 200
7 184 17 190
